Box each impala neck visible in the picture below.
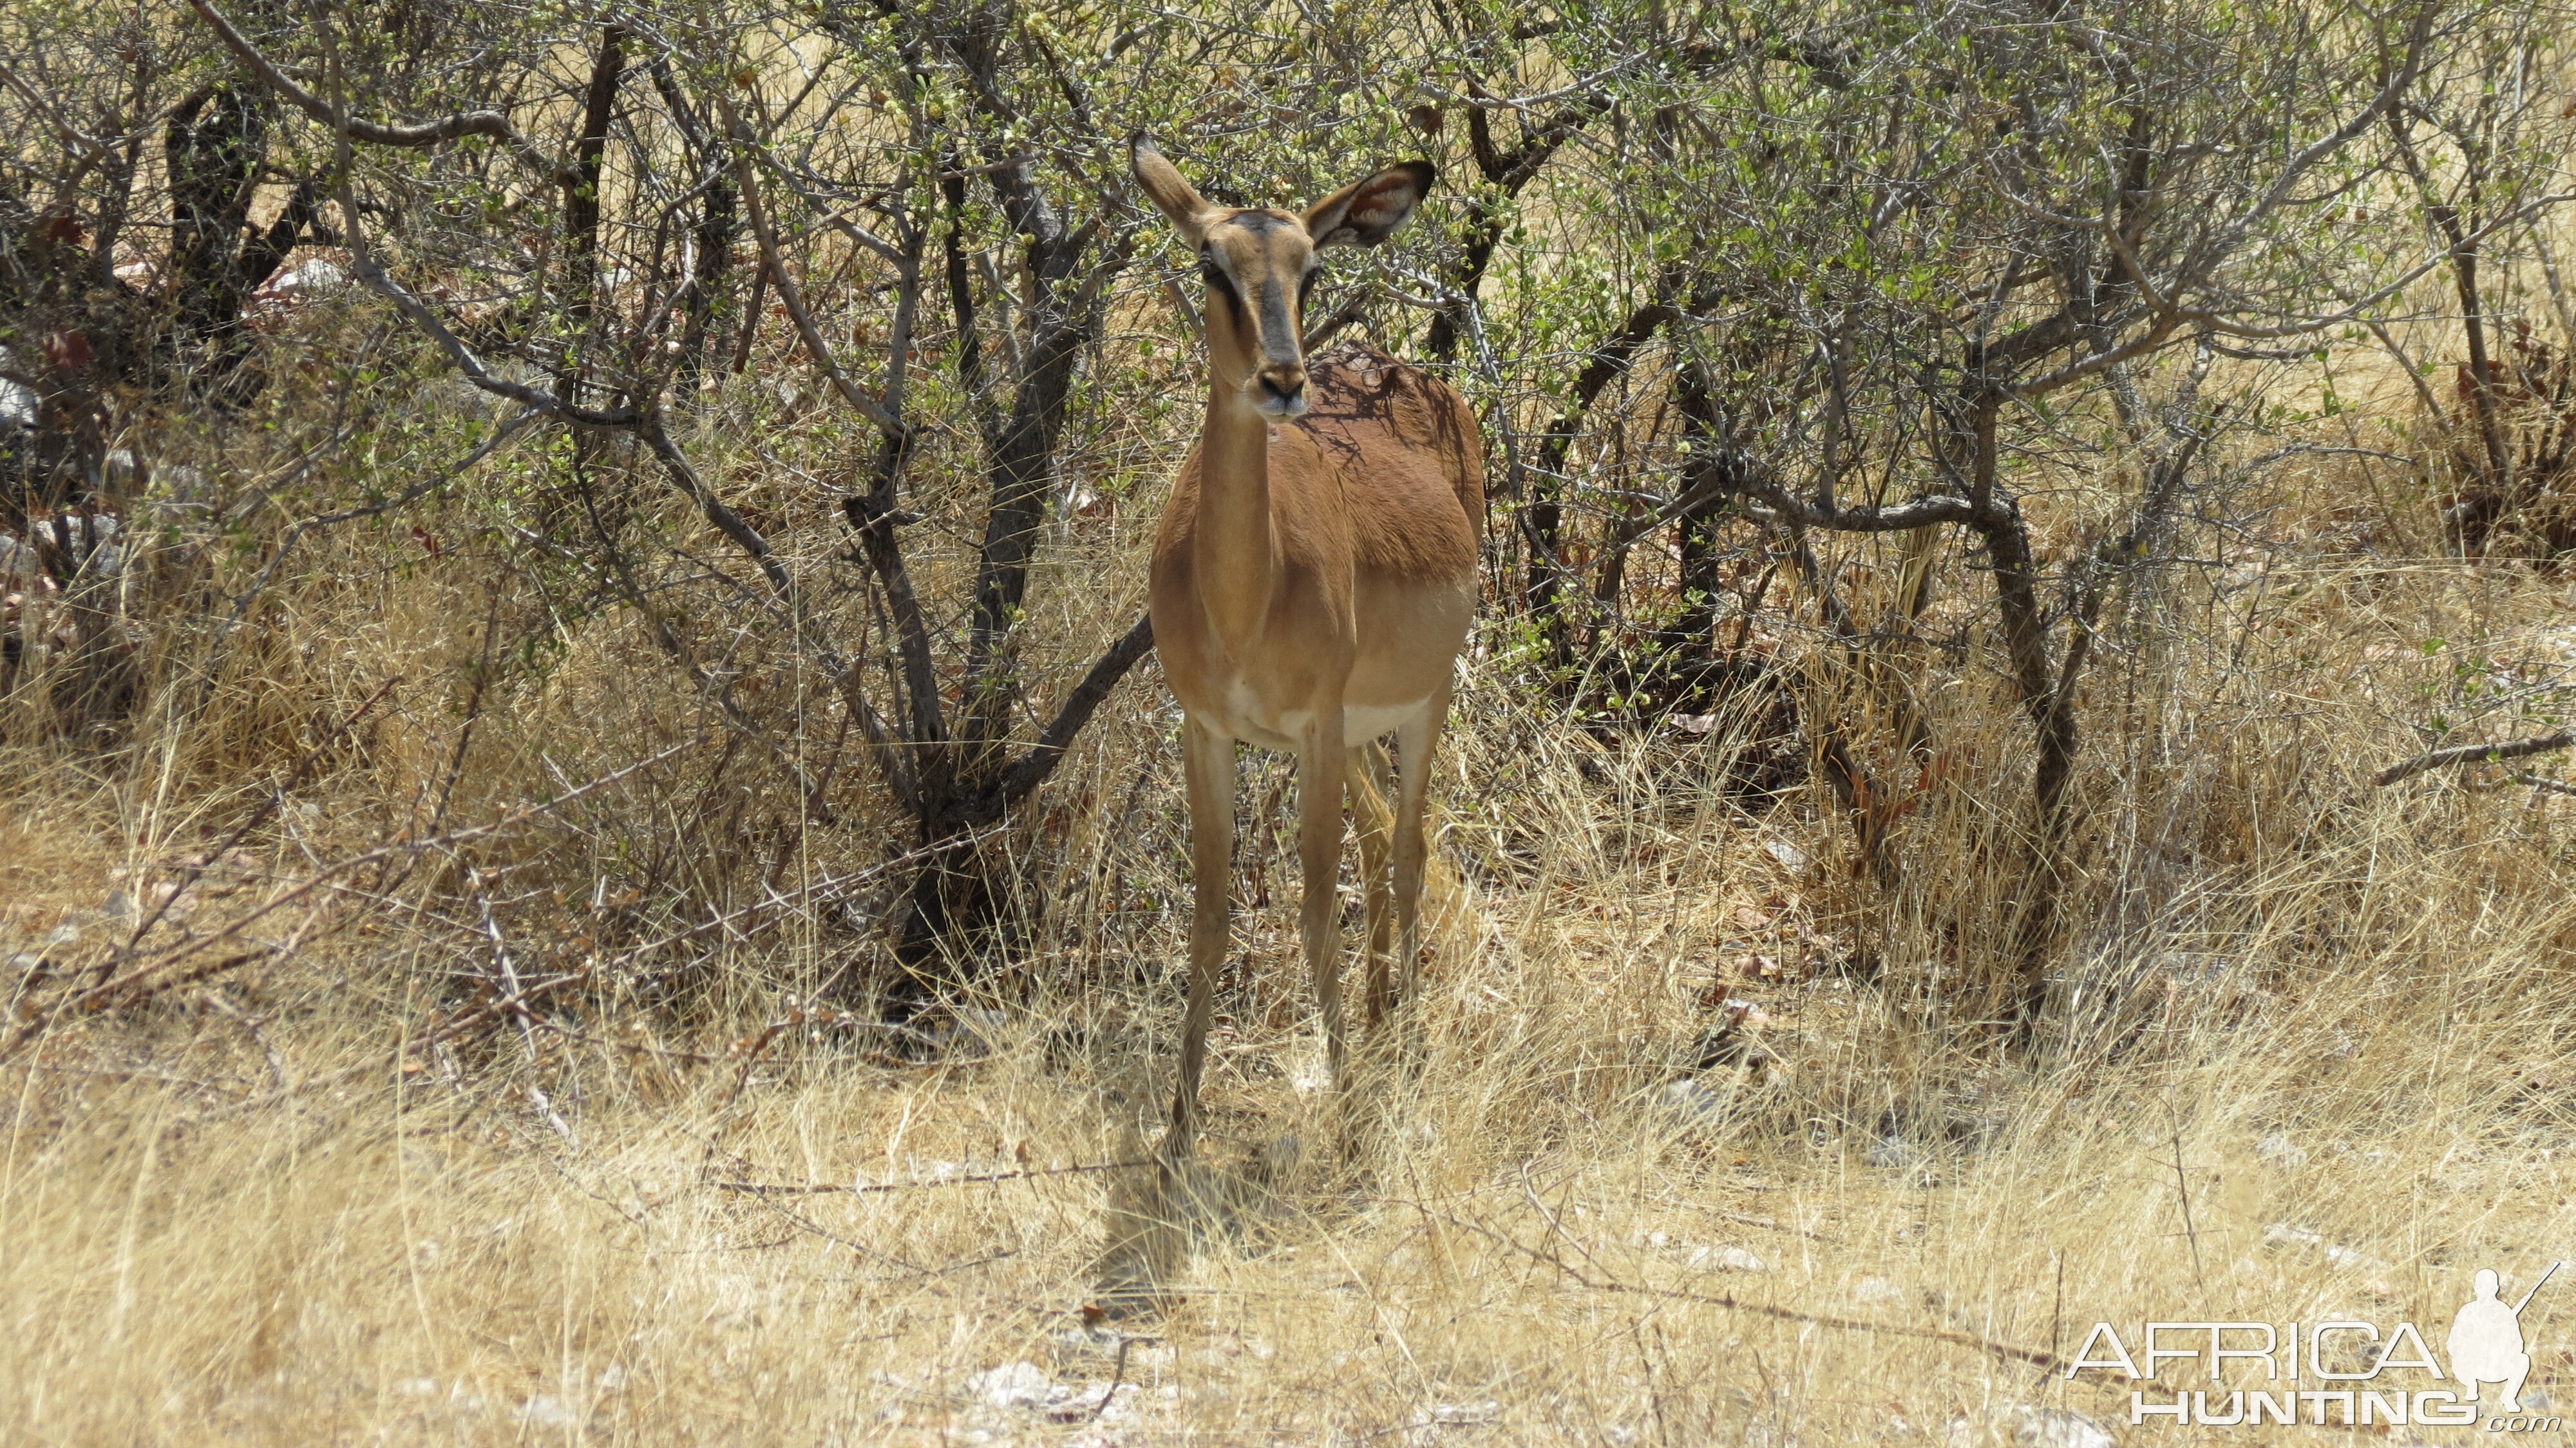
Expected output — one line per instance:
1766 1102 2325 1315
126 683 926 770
1194 286 1284 650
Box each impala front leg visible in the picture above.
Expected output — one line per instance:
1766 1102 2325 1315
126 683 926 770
1168 716 1236 1161
1300 713 1351 1096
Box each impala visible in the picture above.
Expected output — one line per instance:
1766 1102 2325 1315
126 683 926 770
1131 137 1484 1163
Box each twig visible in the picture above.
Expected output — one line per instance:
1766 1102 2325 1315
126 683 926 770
2038 1250 2064 1388
735 1193 930 1274
715 1157 1155 1196
1406 1198 2061 1373
1716 1209 1839 1244
713 93 903 433
2169 1127 2206 1295
468 867 577 1149
1085 1337 1135 1424
2376 730 2576 786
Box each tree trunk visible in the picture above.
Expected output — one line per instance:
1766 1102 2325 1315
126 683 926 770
560 25 627 405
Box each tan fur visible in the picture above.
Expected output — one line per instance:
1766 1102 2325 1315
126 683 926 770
1132 140 1483 1163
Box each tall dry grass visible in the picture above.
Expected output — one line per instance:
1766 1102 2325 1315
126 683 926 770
9 283 2576 1447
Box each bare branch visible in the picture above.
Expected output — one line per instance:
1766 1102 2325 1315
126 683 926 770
1738 468 1985 534
185 0 567 183
2221 0 2443 252
341 242 641 427
712 92 904 434
2376 731 2576 787
989 613 1156 811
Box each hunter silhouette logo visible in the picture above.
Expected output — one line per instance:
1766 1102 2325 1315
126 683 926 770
2453 1262 2558 1415
2069 1259 2566 1430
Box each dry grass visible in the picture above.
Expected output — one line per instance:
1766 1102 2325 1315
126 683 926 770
12 300 2576 1447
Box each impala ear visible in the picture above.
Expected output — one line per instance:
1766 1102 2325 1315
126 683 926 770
1303 160 1436 249
1131 135 1217 244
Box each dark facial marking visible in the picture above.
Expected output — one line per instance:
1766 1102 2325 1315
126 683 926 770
1200 248 1244 318
1257 277 1299 362
1207 274 1245 322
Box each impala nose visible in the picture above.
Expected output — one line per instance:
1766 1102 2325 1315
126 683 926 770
1256 363 1308 415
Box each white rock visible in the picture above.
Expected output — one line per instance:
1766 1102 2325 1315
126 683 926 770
272 258 348 294
1688 1243 1769 1272
963 1360 1053 1411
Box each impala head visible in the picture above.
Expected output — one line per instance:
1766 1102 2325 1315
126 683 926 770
1132 136 1435 418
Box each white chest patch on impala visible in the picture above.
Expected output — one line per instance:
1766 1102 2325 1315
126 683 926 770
1342 699 1433 741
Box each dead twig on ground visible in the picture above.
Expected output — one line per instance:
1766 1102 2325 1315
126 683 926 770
715 1157 1155 1196
1399 1196 2063 1373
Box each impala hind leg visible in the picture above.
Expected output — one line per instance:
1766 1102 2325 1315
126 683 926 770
1389 685 1448 1060
1351 743 1397 1027
1167 717 1236 1161
1298 719 1351 1098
